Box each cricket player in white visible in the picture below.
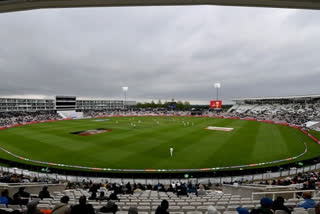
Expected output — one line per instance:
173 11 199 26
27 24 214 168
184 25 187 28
170 147 173 157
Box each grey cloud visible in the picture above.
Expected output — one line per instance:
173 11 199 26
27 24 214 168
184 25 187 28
0 6 319 104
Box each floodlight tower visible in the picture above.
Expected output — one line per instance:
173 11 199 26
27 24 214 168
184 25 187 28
214 83 221 100
122 86 128 109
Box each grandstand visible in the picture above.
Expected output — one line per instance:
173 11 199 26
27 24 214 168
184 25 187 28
0 168 319 214
0 96 136 112
227 95 320 127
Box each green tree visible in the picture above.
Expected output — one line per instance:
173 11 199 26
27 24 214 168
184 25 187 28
150 100 156 108
176 101 184 110
183 101 191 110
163 101 168 108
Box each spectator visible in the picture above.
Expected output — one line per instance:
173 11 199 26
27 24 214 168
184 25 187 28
97 192 108 201
237 207 249 214
13 187 30 205
272 197 291 214
52 196 71 214
197 185 206 196
100 200 118 214
315 203 320 214
155 200 169 214
88 191 97 200
70 196 95 214
1 189 14 205
297 192 317 209
251 197 273 214
38 186 51 200
24 199 42 214
128 206 138 214
109 192 119 201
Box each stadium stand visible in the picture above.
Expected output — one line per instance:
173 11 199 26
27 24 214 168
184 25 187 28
1 171 320 206
0 111 61 127
226 95 320 126
226 103 320 125
0 180 319 214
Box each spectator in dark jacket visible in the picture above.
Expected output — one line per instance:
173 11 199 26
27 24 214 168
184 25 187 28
155 200 169 214
38 186 51 200
315 202 320 214
97 192 108 201
109 192 119 201
70 196 95 214
251 197 273 214
13 187 30 205
100 200 118 214
272 197 291 214
128 206 138 214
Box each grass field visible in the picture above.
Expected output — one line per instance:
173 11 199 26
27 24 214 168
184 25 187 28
0 116 319 172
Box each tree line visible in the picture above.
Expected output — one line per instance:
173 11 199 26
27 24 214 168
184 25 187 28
136 100 191 110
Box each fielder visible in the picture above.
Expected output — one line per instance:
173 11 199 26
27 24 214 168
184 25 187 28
170 147 174 157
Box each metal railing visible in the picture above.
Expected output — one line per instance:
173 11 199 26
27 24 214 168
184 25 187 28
252 189 319 200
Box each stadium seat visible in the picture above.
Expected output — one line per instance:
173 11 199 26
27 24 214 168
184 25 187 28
293 211 309 214
275 210 288 214
187 211 203 214
307 208 315 214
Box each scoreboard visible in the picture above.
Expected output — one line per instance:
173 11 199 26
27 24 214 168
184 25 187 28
210 100 222 109
168 102 177 110
55 96 76 110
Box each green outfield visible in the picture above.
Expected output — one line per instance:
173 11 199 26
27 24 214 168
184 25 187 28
0 116 319 172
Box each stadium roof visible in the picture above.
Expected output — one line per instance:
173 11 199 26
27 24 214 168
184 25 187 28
1 0 320 13
232 94 320 101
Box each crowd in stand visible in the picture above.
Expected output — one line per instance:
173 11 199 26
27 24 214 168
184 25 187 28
82 110 191 118
66 180 212 198
224 172 320 191
226 103 320 126
83 104 320 126
0 170 320 214
0 111 60 127
264 171 320 190
0 187 320 214
0 172 59 184
0 103 319 127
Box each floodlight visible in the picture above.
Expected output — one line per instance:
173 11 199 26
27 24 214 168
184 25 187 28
122 86 128 91
214 83 221 88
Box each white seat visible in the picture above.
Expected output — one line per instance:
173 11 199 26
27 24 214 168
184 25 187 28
293 211 308 214
226 205 239 211
307 208 315 214
275 210 288 214
187 211 203 214
171 212 184 214
183 206 196 211
37 204 50 209
137 206 150 211
223 211 238 214
215 206 226 212
168 206 181 211
0 208 14 212
8 205 21 210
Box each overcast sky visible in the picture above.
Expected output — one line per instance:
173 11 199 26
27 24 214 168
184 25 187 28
0 6 319 104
